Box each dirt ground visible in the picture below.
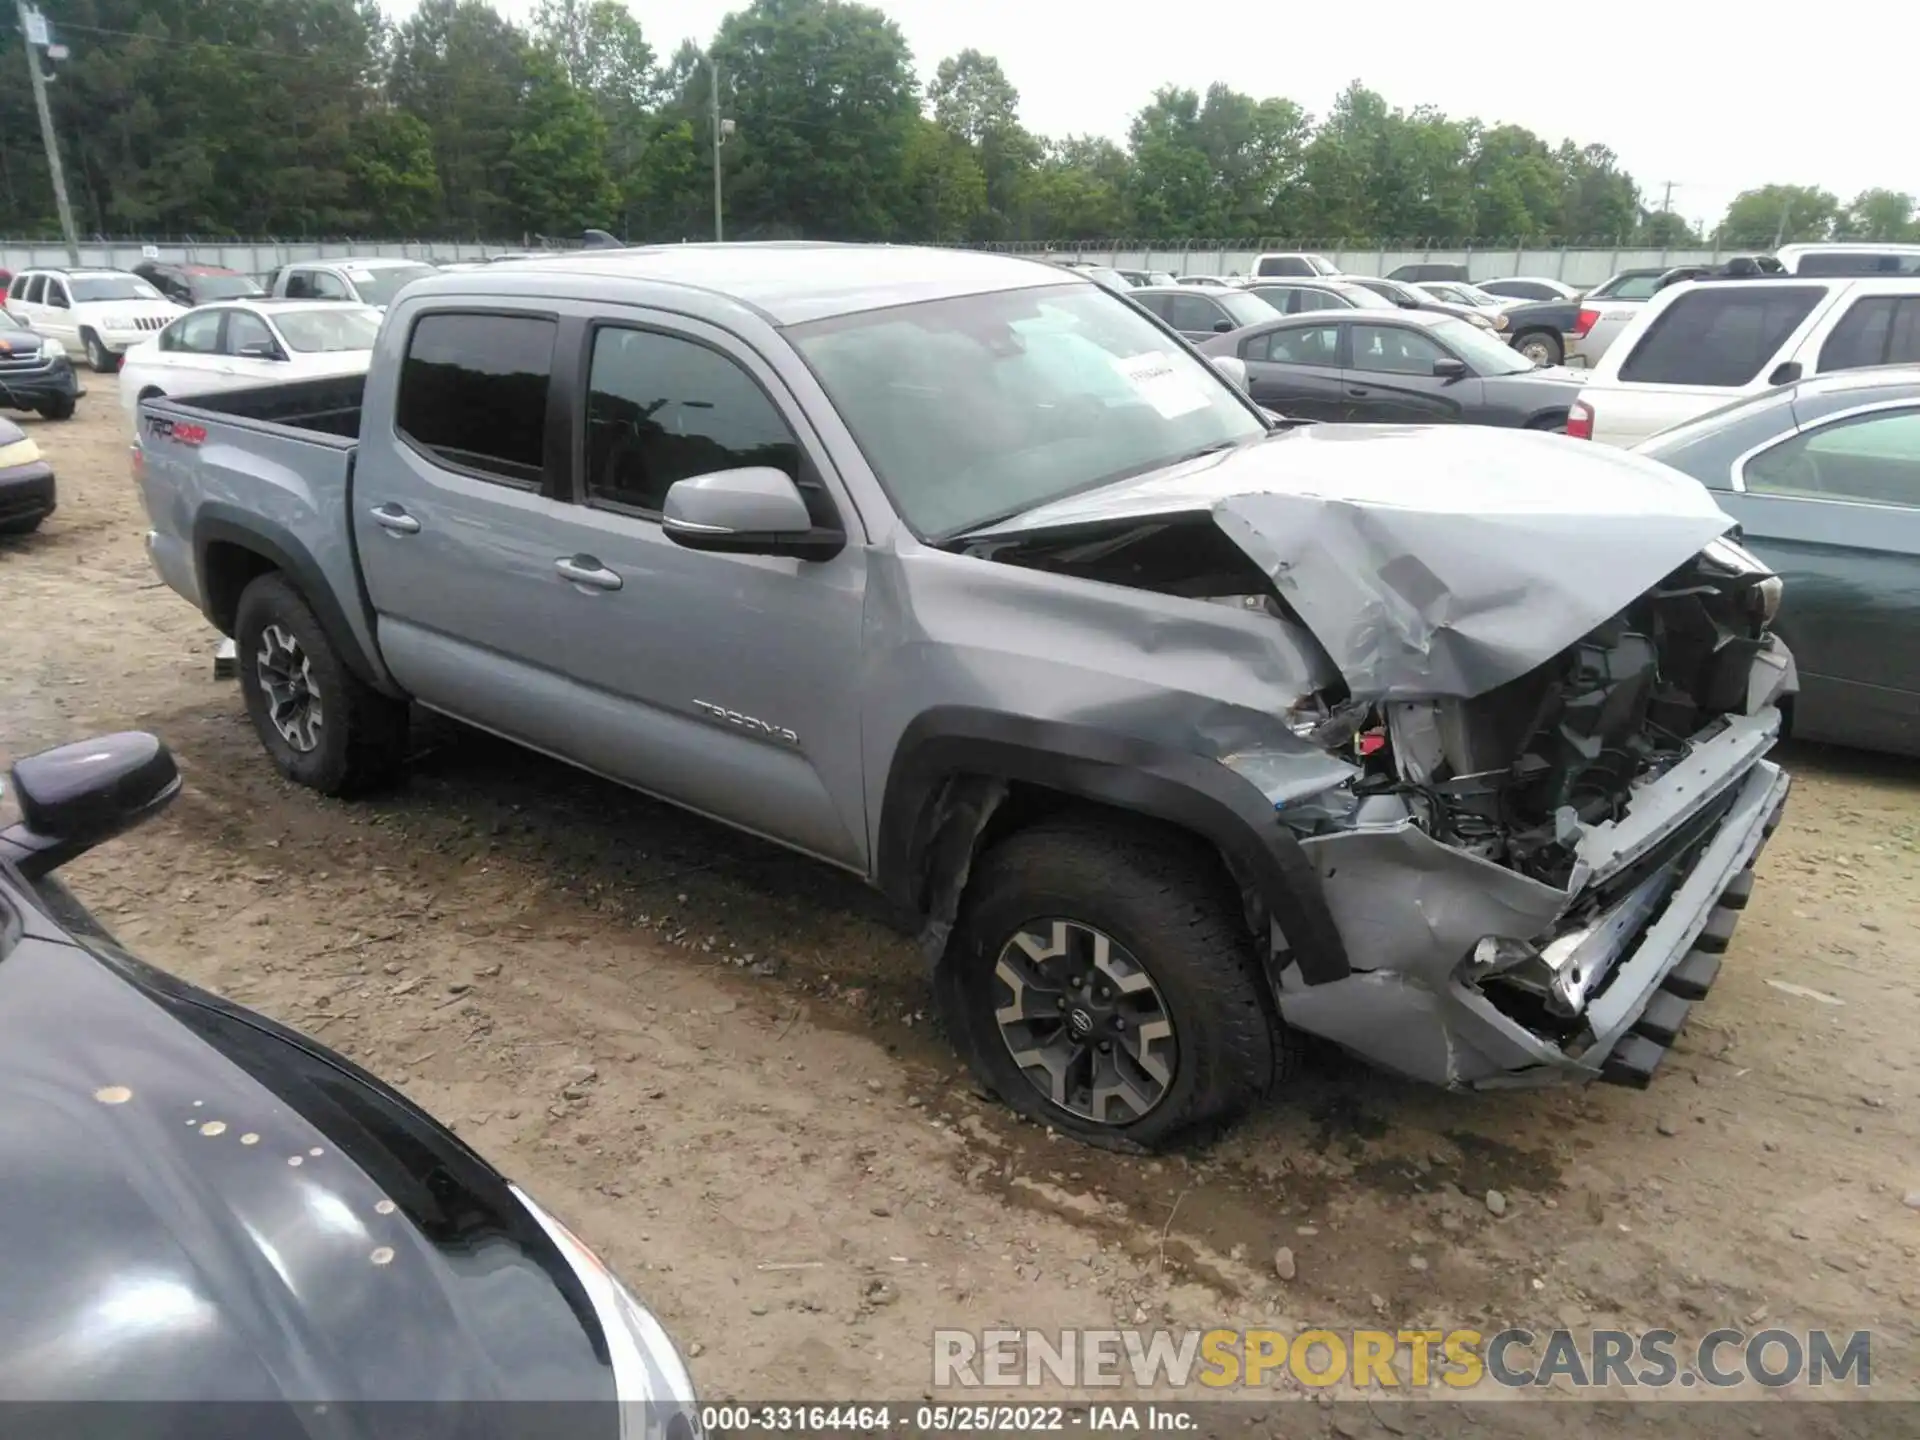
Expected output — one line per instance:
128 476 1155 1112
4 401 1918 1430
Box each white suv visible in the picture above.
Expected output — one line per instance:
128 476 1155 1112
1569 276 1920 446
4 268 185 372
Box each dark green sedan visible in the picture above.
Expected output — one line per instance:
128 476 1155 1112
1637 365 1920 756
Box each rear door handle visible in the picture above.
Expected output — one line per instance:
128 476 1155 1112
1347 387 1372 396
555 555 623 592
369 504 420 535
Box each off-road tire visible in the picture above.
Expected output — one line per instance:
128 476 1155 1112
1512 329 1564 367
234 571 408 796
940 813 1295 1150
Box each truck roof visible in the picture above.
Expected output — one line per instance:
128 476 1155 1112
449 242 1072 325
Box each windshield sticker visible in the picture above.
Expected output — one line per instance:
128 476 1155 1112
1111 352 1210 420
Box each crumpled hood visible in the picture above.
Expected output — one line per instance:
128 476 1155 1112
974 423 1737 699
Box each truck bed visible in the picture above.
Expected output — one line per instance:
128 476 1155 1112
156 373 366 441
135 375 386 686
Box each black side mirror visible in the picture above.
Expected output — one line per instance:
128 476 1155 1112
236 342 281 361
1767 361 1803 386
1431 356 1469 380
0 733 180 881
1212 319 1234 333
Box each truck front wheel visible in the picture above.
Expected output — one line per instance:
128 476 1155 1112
941 814 1293 1149
234 572 408 796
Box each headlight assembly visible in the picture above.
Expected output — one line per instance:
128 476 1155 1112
512 1185 703 1440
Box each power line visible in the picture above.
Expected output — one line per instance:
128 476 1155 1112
45 19 335 63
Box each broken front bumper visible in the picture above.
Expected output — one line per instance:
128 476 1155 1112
1278 715 1791 1089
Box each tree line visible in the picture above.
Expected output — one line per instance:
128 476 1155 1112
2 0 1915 249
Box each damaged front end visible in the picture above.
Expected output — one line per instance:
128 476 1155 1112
969 425 1797 1091
1272 536 1794 1089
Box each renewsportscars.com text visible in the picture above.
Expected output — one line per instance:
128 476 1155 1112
933 1327 1872 1391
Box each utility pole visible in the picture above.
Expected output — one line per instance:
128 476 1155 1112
17 1 78 264
702 54 733 243
1659 180 1677 215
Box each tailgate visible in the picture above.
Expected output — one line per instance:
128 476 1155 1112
1578 382 1731 448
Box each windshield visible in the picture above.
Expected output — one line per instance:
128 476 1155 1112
1333 284 1395 310
1590 272 1664 301
1304 254 1339 276
1431 317 1538 375
346 264 435 307
791 283 1266 539
275 307 381 353
1217 291 1278 329
70 275 164 303
193 272 265 300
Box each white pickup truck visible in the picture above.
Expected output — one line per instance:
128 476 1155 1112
1570 275 1920 447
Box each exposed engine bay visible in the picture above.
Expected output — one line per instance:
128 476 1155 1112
1351 536 1785 890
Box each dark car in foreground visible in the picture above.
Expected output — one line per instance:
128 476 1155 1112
134 260 268 307
1199 308 1586 426
1636 366 1920 756
0 415 55 534
0 732 700 1427
0 308 80 421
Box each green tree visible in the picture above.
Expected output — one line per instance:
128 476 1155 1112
1468 123 1562 241
1636 209 1700 247
709 0 921 240
502 51 618 235
1014 136 1127 239
388 0 534 234
1125 88 1208 236
1717 185 1841 246
1837 188 1916 241
347 108 442 233
1557 142 1639 241
927 49 1038 240
901 117 987 242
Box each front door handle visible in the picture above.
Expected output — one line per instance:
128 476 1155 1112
555 555 623 592
1347 387 1373 397
369 503 420 535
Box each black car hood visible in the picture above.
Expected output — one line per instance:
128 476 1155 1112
0 331 45 357
0 890 617 1428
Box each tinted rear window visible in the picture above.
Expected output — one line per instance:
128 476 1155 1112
1791 251 1920 277
395 312 555 485
1618 286 1824 387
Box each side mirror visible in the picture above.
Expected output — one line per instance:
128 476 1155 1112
47 294 69 310
662 467 845 562
1212 319 1234 333
236 342 280 360
1209 355 1248 390
1767 361 1803 386
1431 356 1469 380
1396 297 1421 309
0 732 180 882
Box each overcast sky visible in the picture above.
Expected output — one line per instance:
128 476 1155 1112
484 0 1907 230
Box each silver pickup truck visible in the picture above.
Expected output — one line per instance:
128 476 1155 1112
134 244 1795 1150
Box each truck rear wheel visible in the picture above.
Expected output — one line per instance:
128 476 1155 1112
234 572 408 796
941 814 1292 1150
